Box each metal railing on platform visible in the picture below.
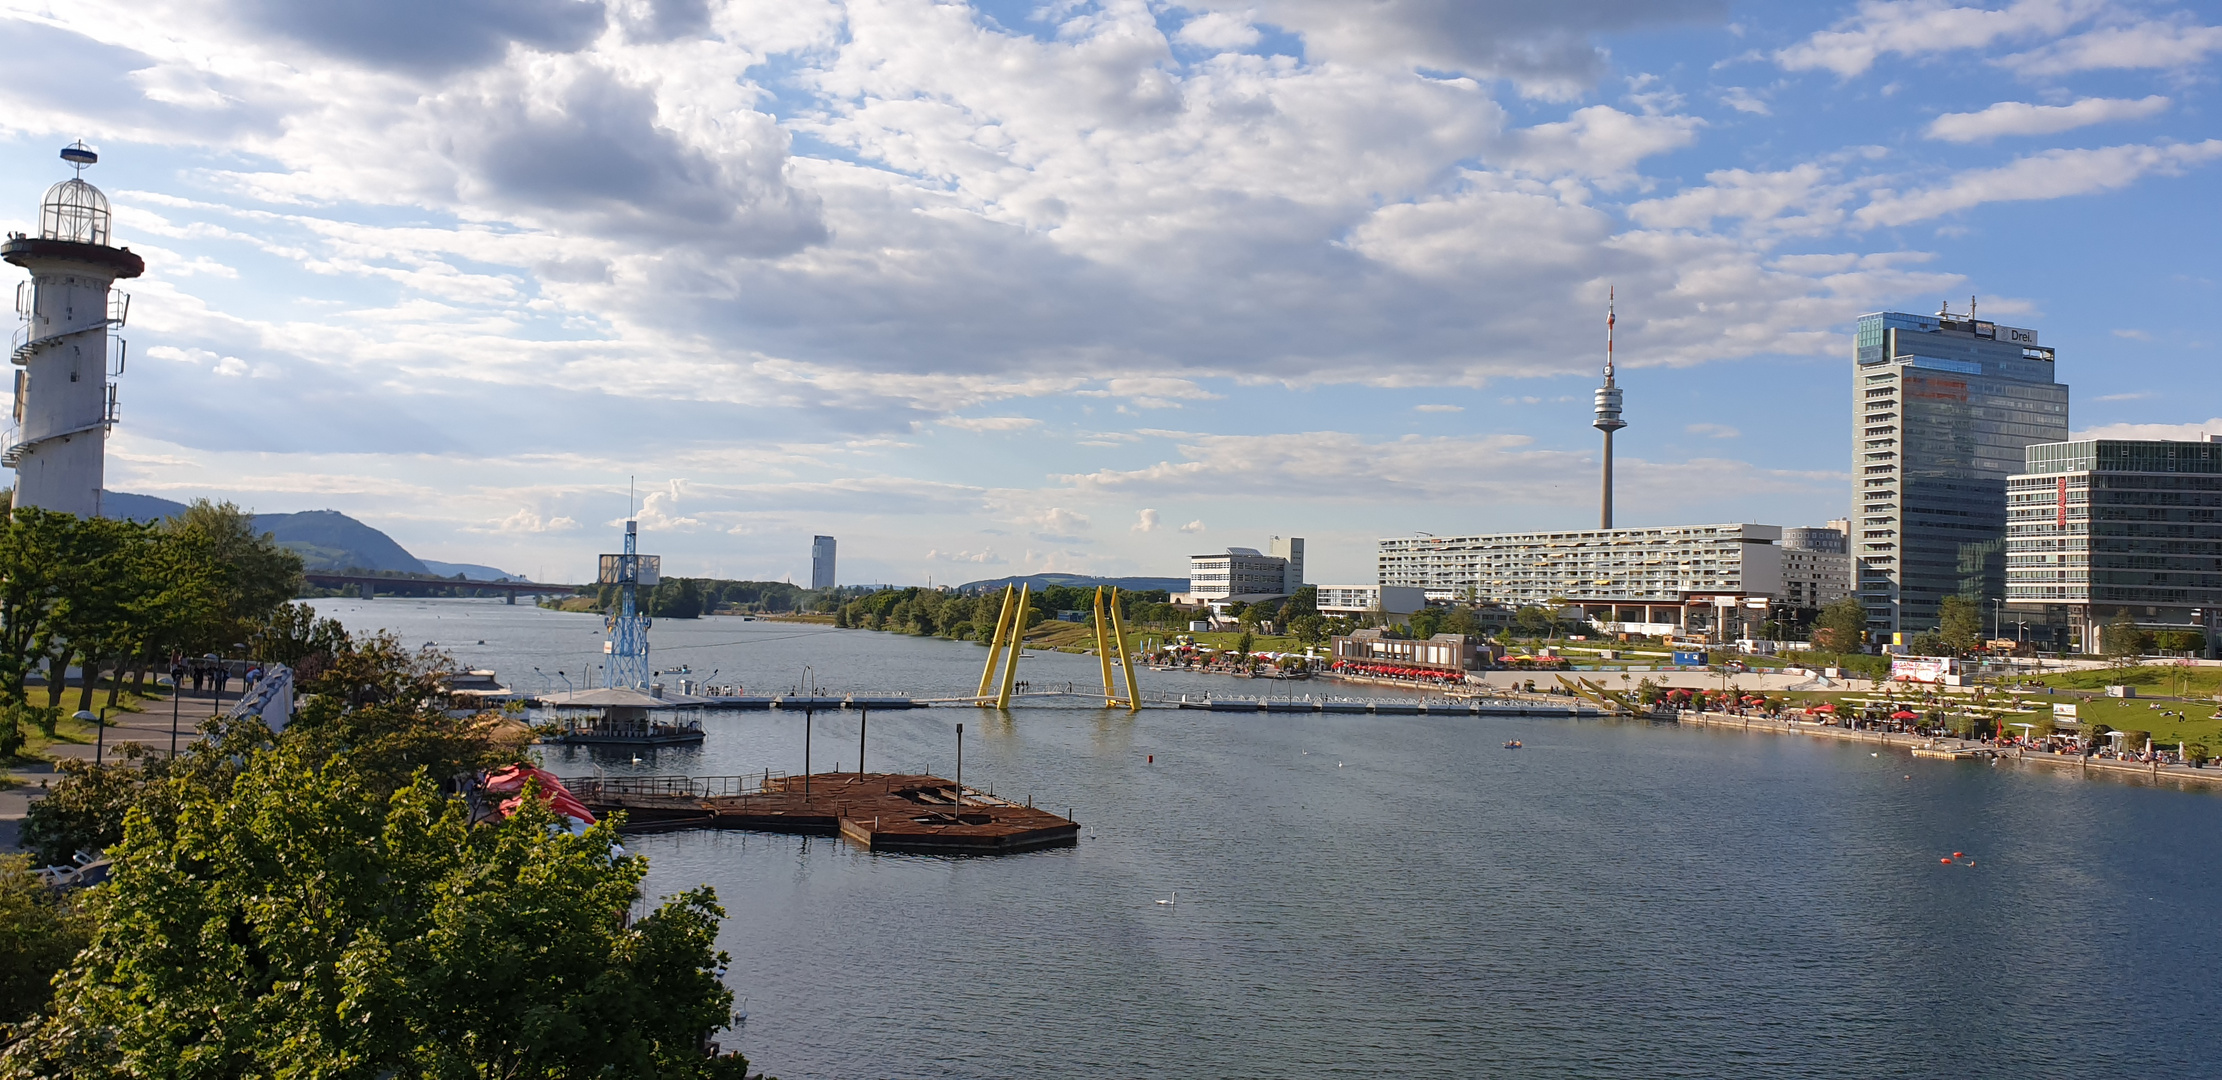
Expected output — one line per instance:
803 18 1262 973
559 773 787 800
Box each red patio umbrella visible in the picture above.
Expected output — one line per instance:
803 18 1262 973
1891 710 1919 720
1811 703 1836 713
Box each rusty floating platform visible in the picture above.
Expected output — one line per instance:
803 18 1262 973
564 772 1079 855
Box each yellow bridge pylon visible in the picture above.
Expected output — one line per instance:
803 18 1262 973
977 583 1029 709
1092 585 1142 711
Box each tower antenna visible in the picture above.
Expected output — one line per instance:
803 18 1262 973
1592 286 1627 529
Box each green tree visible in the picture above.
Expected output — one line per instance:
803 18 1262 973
1937 595 1984 655
4 765 747 1078
17 750 168 868
1409 608 1444 639
161 499 305 652
1234 631 1254 660
0 854 88 1026
1811 596 1867 652
1289 614 1326 646
1282 586 1318 621
0 508 76 706
2101 609 2150 659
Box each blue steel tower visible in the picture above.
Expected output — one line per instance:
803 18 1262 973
599 519 659 688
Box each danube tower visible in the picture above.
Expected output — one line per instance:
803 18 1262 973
2 143 141 517
1592 288 1626 529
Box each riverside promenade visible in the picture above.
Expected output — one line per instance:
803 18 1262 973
1 689 231 853
1677 709 2222 789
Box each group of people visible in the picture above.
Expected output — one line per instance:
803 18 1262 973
175 658 246 697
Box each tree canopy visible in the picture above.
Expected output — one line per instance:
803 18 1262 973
1 631 754 1079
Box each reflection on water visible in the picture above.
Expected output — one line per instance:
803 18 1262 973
315 599 2222 1079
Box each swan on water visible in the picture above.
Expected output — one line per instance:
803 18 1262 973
1156 891 1177 906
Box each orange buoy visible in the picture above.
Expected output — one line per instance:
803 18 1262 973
1952 851 1964 858
1940 857 1953 864
1148 755 1154 763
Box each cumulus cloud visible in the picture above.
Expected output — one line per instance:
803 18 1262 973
1133 508 1161 532
1856 140 2222 226
1180 519 1208 533
941 416 1043 432
1926 96 2168 142
482 507 582 533
2009 16 2222 73
1776 0 2102 77
226 0 608 76
1203 0 1728 99
1414 404 1464 413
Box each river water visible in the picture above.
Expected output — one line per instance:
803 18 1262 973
308 598 2222 1079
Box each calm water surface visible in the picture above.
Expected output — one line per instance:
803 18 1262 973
311 599 2222 1079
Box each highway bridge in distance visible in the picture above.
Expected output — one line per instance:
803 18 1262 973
303 572 584 601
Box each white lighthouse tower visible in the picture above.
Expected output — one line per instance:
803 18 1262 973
2 142 142 517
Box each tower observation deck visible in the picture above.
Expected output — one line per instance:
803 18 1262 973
1592 288 1627 530
2 142 143 517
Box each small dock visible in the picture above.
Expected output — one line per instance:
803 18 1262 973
562 772 1078 855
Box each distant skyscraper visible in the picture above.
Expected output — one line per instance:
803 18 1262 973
810 535 836 590
1853 305 2068 637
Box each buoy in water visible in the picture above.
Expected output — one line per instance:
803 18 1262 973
1148 755 1153 763
1940 857 1953 864
1952 851 1964 858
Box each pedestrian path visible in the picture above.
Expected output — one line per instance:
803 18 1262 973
1 690 230 854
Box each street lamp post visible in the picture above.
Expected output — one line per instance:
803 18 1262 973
168 664 185 758
955 722 964 809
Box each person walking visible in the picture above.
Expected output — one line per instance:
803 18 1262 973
191 663 205 694
214 665 229 698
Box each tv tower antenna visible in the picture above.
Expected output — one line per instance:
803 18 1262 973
1592 287 1627 529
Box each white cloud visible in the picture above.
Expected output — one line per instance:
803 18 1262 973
1414 404 1464 413
1685 422 1740 438
1059 429 1836 505
2092 391 2154 401
1718 86 1770 115
1776 0 2103 77
925 548 1007 564
1133 508 1161 532
2110 329 2151 341
2010 17 2222 73
1179 519 1208 533
2072 418 2222 441
479 508 581 534
1856 140 2222 227
1176 12 1263 50
940 416 1042 432
1926 96 2168 142
1033 507 1092 533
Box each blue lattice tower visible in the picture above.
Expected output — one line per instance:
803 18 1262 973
600 519 659 688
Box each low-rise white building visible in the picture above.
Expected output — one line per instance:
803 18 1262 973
1377 523 1787 638
1176 537 1305 608
1314 584 1426 619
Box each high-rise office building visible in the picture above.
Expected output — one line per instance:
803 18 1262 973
2005 437 2222 655
810 535 836 590
1270 536 1305 594
1852 307 2068 636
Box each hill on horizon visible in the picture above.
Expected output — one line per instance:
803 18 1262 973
99 491 517 579
954 573 1186 596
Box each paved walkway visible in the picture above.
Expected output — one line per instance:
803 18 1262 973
1 690 231 855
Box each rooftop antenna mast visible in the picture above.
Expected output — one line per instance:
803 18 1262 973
1592 286 1627 529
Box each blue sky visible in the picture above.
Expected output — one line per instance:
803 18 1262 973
0 0 2216 586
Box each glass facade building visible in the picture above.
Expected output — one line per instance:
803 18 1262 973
1853 311 2069 636
2005 438 2222 655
